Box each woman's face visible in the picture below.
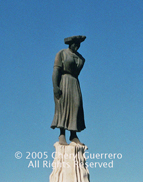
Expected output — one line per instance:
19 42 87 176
69 42 80 53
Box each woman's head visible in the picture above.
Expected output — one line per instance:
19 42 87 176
69 42 80 53
64 35 86 52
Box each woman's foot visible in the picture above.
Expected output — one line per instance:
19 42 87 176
69 135 84 145
59 134 68 145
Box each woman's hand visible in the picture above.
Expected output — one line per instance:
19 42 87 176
54 87 62 99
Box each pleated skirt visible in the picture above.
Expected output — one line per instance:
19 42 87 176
51 74 86 132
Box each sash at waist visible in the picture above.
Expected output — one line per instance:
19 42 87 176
62 71 78 78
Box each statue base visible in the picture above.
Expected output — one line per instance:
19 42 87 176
49 142 90 182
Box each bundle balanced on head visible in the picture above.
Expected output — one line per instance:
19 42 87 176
51 35 86 145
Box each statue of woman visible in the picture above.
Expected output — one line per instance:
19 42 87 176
51 35 86 145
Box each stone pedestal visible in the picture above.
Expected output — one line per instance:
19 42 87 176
50 142 90 182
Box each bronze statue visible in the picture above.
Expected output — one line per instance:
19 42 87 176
51 35 86 145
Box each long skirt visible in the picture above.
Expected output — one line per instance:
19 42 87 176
51 74 86 132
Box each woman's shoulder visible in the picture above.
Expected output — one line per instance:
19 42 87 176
57 49 67 55
76 52 85 62
55 49 68 59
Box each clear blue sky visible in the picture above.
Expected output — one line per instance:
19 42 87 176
0 0 143 181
